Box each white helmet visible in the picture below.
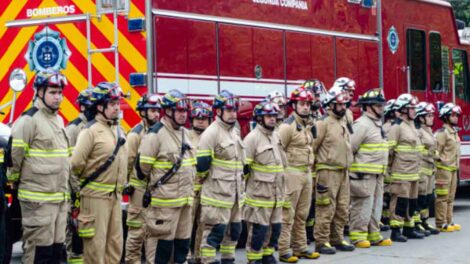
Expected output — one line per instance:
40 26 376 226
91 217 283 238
266 91 287 107
322 87 350 107
0 122 11 142
415 102 435 117
439 103 462 118
384 99 396 116
395 93 418 110
333 77 356 91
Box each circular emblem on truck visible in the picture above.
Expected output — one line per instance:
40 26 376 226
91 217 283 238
387 26 399 54
25 26 71 72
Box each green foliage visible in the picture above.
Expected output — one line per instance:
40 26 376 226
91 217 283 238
448 0 470 26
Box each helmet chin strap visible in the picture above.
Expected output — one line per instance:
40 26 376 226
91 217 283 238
165 109 182 128
218 109 236 126
370 105 383 119
258 117 275 131
143 110 157 127
332 103 345 117
38 87 59 112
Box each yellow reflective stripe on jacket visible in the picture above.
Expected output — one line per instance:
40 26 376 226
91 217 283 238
285 166 309 173
151 196 193 207
140 155 156 165
80 179 117 193
26 148 70 158
194 183 202 192
436 162 457 172
12 138 26 148
196 149 212 157
78 228 95 238
350 163 386 174
153 158 196 169
420 167 433 176
0 153 4 163
388 140 397 148
391 173 420 181
212 158 243 169
395 144 419 152
246 158 254 165
311 171 317 178
129 178 147 188
357 143 389 152
7 172 19 182
245 197 282 208
250 163 283 173
18 189 70 202
201 195 234 208
196 171 208 179
282 200 292 208
315 163 344 171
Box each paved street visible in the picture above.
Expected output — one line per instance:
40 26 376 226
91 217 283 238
10 186 470 263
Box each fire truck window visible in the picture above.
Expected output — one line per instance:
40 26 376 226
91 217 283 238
452 49 470 102
407 29 427 90
429 33 444 92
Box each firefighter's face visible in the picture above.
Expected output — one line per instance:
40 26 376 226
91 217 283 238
408 107 416 119
104 100 121 120
173 109 188 126
192 117 210 131
294 101 311 116
263 114 277 128
145 108 160 124
219 108 237 124
424 113 434 127
41 86 64 110
449 112 459 126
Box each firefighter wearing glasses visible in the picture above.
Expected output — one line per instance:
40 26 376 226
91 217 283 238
65 87 94 263
243 101 286 264
125 94 162 264
7 69 70 263
348 89 392 248
387 93 424 242
188 100 213 264
278 87 319 263
137 89 196 264
71 82 128 263
313 87 354 255
435 103 462 232
197 90 245 264
413 102 440 236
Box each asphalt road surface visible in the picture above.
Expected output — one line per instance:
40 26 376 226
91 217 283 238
11 186 470 264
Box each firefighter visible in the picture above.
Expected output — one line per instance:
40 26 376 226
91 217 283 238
414 102 439 235
125 94 162 264
312 87 355 255
64 87 94 264
348 89 392 248
71 82 128 264
387 93 424 242
302 79 327 243
7 69 70 263
138 89 196 264
196 90 245 264
187 100 213 264
435 103 462 232
243 101 286 264
0 135 7 262
381 99 398 231
266 91 288 124
333 77 356 130
278 87 319 263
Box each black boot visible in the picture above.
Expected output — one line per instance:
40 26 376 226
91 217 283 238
415 224 430 237
34 245 53 264
391 228 407 242
262 254 278 264
51 243 64 264
422 220 440 235
306 226 314 244
174 239 191 264
403 227 425 239
249 260 263 264
221 258 235 264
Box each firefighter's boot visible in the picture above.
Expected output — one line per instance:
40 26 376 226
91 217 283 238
391 228 407 242
403 227 425 239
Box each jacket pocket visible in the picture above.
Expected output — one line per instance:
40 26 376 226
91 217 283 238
216 140 236 160
78 214 96 238
31 163 62 175
350 177 371 198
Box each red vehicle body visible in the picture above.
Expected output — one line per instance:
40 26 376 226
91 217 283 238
0 0 469 181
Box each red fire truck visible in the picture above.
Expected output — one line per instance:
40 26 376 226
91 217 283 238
0 0 470 259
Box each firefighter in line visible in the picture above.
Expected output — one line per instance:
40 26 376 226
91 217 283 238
187 101 213 264
243 101 286 264
278 87 319 263
138 89 196 264
381 99 398 231
348 89 392 248
196 90 245 264
435 103 462 232
413 102 440 236
7 69 70 263
125 94 162 264
65 88 94 263
302 79 327 244
333 77 356 130
266 91 288 125
71 82 128 263
312 87 355 255
387 94 424 242
0 126 8 262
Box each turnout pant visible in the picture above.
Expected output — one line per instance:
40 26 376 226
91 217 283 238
389 180 418 229
435 169 458 227
189 191 203 262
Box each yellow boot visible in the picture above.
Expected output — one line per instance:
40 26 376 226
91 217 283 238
451 223 461 231
373 239 392 246
295 250 320 259
439 224 454 232
355 240 371 248
279 253 298 263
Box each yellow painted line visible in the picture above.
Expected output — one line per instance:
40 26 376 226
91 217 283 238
71 0 146 73
0 0 28 39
